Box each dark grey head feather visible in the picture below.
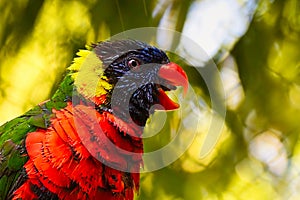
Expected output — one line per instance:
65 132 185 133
93 40 152 66
93 40 171 126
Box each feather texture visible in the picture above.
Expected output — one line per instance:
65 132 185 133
0 40 188 200
14 102 140 200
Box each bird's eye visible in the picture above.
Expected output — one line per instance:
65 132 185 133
128 59 140 69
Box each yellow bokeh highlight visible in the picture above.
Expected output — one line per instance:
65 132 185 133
0 0 94 125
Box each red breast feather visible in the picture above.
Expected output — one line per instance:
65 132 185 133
13 102 142 200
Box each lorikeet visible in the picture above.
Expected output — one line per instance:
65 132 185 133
0 40 188 200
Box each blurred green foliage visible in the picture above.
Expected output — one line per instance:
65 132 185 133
1 0 300 199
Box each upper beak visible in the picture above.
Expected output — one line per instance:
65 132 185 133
155 62 188 111
158 62 188 95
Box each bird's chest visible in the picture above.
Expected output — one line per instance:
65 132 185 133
13 103 143 199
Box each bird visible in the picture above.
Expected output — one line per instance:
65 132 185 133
0 40 188 200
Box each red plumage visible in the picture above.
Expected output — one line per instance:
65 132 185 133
4 40 189 200
14 102 141 200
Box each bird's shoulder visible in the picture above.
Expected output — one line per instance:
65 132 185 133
0 73 75 199
0 104 47 199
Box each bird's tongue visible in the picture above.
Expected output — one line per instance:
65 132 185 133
156 88 179 110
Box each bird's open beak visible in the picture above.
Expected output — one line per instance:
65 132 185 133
157 62 188 110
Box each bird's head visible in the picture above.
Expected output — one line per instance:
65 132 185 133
69 40 188 126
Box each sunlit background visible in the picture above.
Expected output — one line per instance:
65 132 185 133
1 0 300 199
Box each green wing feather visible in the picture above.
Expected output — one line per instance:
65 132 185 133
0 46 109 199
0 118 35 200
0 72 75 199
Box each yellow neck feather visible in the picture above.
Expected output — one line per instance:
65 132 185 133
68 49 112 99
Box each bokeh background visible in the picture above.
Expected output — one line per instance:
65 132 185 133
1 0 300 199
